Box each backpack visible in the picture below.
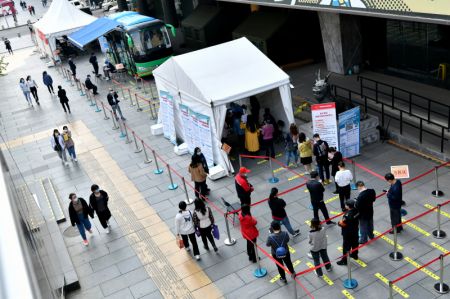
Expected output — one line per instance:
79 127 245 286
317 141 328 157
271 232 287 259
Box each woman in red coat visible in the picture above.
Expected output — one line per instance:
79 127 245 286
239 204 259 263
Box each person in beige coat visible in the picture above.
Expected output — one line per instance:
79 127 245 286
188 155 208 200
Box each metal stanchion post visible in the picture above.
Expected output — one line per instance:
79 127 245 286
62 68 67 79
136 94 143 112
152 150 163 174
181 178 194 205
253 243 267 278
89 93 95 106
388 281 394 299
142 79 147 94
117 119 126 138
166 164 178 190
65 69 70 82
110 110 119 130
79 80 85 96
389 227 403 261
268 158 279 183
434 254 449 294
123 122 132 144
223 213 236 246
120 85 125 101
141 140 152 164
101 102 110 120
75 79 81 91
94 98 102 112
343 257 358 289
128 89 135 106
432 166 444 197
148 99 155 119
132 131 142 153
293 275 298 299
239 155 242 169
351 159 357 190
432 204 447 239
149 82 155 99
135 76 140 89
68 72 74 86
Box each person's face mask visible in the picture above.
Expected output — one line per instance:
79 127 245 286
63 129 68 133
71 196 78 203
197 150 201 155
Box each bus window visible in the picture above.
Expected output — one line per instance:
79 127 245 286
130 31 145 55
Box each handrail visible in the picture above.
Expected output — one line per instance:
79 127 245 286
332 84 448 153
357 75 450 129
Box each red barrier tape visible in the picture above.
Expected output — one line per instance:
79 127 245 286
342 158 385 180
239 154 269 159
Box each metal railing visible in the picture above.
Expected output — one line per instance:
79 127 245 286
357 75 450 130
332 85 448 153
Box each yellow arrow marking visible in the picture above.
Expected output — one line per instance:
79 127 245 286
273 167 285 173
431 242 449 254
306 262 333 285
373 231 404 250
401 218 431 237
424 204 450 219
270 259 301 283
375 273 409 298
337 247 367 267
342 290 355 299
289 245 295 254
324 195 339 204
330 211 341 216
404 257 439 280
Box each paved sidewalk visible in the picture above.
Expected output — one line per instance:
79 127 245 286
1 45 450 299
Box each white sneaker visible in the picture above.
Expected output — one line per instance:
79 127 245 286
105 227 110 234
73 158 78 162
307 252 313 259
88 229 93 234
195 255 200 260
185 247 191 252
64 162 69 166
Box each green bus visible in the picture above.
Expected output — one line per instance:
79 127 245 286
104 11 175 77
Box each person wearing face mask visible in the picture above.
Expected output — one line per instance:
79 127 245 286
107 88 125 121
68 193 94 246
62 126 77 162
50 129 69 166
235 167 253 206
355 181 376 244
192 147 210 194
89 184 112 234
19 78 32 106
26 75 39 105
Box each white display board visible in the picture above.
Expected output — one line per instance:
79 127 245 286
159 90 176 144
311 102 339 149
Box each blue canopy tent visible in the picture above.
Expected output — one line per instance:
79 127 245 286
68 17 121 49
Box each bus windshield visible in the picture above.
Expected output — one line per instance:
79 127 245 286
129 25 171 56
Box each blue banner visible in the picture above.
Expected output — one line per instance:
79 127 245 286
338 107 360 158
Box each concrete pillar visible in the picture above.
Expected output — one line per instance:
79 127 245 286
318 12 362 75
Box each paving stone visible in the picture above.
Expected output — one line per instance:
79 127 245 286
129 278 158 298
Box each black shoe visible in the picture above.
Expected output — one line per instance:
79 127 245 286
337 260 347 266
204 246 210 251
280 278 287 284
37 102 40 105
213 247 218 252
401 201 406 206
293 230 301 237
326 221 336 226
350 255 358 260
332 191 339 195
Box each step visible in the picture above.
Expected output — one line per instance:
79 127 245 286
42 178 66 224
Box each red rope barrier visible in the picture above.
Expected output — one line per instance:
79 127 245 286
239 154 269 159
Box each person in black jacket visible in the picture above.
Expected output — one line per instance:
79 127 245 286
57 85 71 113
328 147 342 194
68 58 76 78
89 53 100 77
337 199 359 265
193 147 210 194
268 188 300 237
306 171 335 225
89 184 112 234
85 75 98 95
107 88 125 120
68 193 93 246
385 173 403 234
313 134 330 184
355 181 376 244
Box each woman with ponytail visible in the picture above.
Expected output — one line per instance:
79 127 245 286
268 187 300 237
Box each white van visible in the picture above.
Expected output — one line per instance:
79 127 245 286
102 0 117 11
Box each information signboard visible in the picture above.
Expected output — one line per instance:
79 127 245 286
338 107 360 158
311 102 339 150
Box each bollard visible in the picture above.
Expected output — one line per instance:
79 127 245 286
432 204 447 239
434 254 449 294
388 281 394 299
141 140 152 164
166 164 178 190
94 99 102 113
351 160 357 190
132 131 142 153
239 155 242 169
128 89 135 106
181 177 194 205
343 256 358 289
431 166 444 197
253 243 267 278
136 94 143 112
110 110 119 130
101 102 110 120
268 158 279 183
152 150 163 174
389 227 403 261
223 213 236 246
123 122 132 144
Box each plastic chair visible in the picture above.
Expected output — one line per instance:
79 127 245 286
221 197 240 226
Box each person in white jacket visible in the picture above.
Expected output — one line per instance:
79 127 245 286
50 129 68 166
335 161 353 212
175 201 200 260
193 199 218 252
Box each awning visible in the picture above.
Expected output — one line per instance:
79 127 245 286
68 17 121 49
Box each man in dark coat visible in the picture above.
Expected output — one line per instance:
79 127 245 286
385 173 403 234
337 199 360 265
89 53 100 77
306 171 335 225
68 58 76 78
85 75 98 95
355 181 376 244
89 184 112 234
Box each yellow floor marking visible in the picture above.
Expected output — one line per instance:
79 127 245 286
431 242 449 254
273 167 285 173
374 231 404 250
401 218 431 237
337 247 367 267
424 204 450 219
375 273 409 298
305 220 311 226
289 245 296 254
256 153 283 164
330 211 341 216
342 290 355 299
306 262 333 285
270 259 301 283
304 189 309 192
404 257 439 280
324 195 339 204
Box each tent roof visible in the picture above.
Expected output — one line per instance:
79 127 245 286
153 37 290 106
68 17 120 49
33 0 96 37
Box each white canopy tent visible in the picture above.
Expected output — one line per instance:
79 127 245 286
33 0 96 61
153 37 294 176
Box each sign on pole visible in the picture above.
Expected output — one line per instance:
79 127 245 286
311 102 339 149
339 107 361 158
390 165 410 179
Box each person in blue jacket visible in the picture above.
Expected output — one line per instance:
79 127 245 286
384 173 403 234
42 71 54 95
